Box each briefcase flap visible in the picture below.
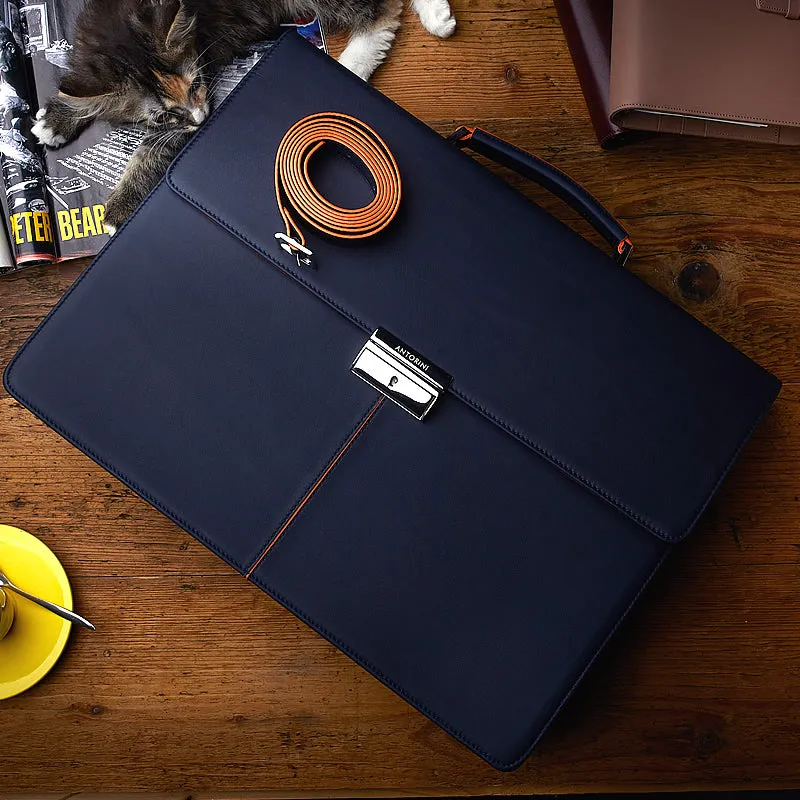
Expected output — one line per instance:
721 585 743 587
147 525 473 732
166 33 779 544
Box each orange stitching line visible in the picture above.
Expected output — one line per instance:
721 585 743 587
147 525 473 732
245 397 386 578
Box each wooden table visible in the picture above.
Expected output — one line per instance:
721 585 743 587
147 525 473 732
2 1 800 794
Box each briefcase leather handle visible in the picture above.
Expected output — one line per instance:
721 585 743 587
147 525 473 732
449 126 633 265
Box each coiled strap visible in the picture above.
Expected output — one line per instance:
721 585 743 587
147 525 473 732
274 112 402 266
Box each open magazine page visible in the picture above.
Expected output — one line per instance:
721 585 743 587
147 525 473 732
0 162 13 271
15 3 328 267
0 0 55 272
212 20 327 105
21 0 142 261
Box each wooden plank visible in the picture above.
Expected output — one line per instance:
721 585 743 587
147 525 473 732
3 562 800 792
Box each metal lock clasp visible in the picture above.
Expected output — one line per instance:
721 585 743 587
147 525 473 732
351 328 451 420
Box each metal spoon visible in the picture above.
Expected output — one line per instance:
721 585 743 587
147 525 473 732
0 569 95 630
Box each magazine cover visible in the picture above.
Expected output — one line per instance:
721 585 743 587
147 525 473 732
0 0 51 268
0 4 327 275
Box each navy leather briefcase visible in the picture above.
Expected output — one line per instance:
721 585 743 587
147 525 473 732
3 33 780 769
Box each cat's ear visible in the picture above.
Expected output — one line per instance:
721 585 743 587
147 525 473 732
164 1 196 52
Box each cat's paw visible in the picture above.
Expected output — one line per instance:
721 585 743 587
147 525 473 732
103 190 136 236
31 107 69 148
418 0 456 38
338 50 373 81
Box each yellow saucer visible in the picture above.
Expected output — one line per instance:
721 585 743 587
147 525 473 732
0 524 72 699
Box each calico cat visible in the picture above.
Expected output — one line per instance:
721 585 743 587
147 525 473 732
32 0 456 233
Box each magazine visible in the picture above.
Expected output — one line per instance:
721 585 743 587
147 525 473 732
0 1 327 275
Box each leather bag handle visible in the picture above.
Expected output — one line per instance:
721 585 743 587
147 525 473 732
448 126 633 265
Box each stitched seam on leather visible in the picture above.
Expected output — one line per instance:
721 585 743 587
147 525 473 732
245 397 384 575
249 397 385 568
757 0 790 13
614 103 795 128
446 384 666 536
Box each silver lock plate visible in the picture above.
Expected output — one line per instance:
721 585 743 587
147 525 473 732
351 328 451 420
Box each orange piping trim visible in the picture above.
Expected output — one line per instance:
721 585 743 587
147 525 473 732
245 397 385 578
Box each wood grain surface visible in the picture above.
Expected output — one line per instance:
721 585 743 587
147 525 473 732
2 0 800 794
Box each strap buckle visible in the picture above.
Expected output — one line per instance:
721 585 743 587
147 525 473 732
275 232 314 268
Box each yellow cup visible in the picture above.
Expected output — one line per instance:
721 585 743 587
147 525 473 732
0 587 15 640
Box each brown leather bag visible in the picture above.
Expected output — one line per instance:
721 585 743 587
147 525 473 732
554 0 648 149
610 0 800 145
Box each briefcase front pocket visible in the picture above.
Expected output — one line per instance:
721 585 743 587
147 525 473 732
248 393 669 768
